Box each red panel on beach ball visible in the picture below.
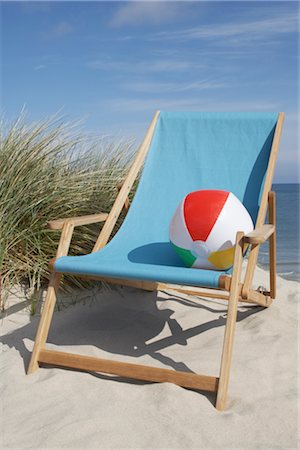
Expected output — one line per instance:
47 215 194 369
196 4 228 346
183 190 229 241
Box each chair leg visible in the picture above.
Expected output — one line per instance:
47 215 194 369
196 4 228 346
216 232 244 411
268 191 276 299
27 272 61 374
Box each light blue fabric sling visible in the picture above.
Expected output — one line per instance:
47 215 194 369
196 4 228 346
55 112 278 288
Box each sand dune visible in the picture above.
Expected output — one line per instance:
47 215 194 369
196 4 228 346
1 266 299 449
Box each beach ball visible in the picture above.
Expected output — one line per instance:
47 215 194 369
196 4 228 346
169 190 253 270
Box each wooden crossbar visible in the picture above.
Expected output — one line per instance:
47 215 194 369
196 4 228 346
158 283 230 300
58 274 272 307
38 349 219 393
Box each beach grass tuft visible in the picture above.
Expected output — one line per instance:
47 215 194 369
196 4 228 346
0 112 135 309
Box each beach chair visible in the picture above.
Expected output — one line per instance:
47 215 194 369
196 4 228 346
28 112 284 410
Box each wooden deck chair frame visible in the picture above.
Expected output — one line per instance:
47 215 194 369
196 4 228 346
28 111 284 410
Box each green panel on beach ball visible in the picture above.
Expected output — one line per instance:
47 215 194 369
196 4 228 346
171 243 196 268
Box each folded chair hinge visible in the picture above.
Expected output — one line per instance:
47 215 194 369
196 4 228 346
257 285 270 296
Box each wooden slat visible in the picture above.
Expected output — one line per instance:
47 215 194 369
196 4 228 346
28 221 75 374
247 289 272 307
218 275 231 291
165 285 272 307
216 232 244 411
38 349 219 392
161 284 271 307
268 191 276 299
117 182 130 210
92 111 160 252
243 224 275 245
56 221 75 258
242 113 284 298
158 283 230 300
48 213 108 230
58 272 270 307
27 273 61 374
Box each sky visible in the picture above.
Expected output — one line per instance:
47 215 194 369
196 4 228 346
1 0 299 182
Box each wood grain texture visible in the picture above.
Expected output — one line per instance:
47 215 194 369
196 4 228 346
48 213 108 230
117 182 130 210
54 221 75 258
38 349 219 392
28 221 75 374
218 275 231 291
247 289 272 307
27 273 61 374
158 283 230 300
243 224 275 245
216 232 244 411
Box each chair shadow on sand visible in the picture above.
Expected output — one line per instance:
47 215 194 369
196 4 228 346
0 286 263 404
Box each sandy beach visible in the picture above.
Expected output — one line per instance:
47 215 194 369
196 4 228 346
0 266 298 449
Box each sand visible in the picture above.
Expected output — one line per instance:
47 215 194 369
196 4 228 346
0 266 299 449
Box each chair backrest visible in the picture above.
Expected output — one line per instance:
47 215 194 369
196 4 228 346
114 112 279 249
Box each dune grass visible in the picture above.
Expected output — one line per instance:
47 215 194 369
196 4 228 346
0 113 135 310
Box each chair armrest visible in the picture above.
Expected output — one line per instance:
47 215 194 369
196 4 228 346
48 213 108 230
243 224 275 245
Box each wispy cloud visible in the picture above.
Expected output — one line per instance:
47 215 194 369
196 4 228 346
154 12 298 43
104 97 279 113
34 65 46 71
123 79 226 94
110 2 191 27
87 58 204 73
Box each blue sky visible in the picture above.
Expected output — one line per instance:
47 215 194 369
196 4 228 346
1 1 299 182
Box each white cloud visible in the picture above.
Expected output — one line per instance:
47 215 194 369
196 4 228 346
155 12 298 43
110 2 188 27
